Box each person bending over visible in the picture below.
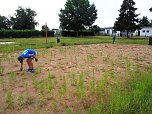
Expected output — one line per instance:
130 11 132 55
18 49 38 72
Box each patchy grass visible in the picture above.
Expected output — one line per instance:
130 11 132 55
0 42 151 114
0 36 149 53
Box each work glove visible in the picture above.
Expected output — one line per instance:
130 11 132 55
35 58 38 62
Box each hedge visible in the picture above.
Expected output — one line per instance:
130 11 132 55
61 31 95 37
0 30 54 38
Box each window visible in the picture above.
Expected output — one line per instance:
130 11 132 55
142 30 145 32
147 30 149 33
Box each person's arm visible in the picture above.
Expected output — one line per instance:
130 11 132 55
29 54 38 62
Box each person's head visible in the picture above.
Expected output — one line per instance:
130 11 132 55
18 56 24 63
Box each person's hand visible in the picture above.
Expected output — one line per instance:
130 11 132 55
35 58 38 62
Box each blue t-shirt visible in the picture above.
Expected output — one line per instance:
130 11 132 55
21 49 36 58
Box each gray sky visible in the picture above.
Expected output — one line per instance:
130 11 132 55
0 0 151 30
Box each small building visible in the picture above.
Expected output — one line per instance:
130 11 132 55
99 27 120 36
52 29 61 35
103 27 113 36
139 27 152 37
133 27 152 37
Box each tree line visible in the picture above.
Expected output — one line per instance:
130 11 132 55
114 0 152 37
0 0 152 37
0 6 38 30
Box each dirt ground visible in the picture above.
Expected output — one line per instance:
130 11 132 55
0 43 152 114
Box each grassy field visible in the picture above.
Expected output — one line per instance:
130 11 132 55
0 36 149 53
0 36 152 114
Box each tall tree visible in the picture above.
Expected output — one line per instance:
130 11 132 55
42 25 49 30
59 0 97 34
113 0 140 38
149 7 152 26
139 16 151 27
0 15 11 30
11 6 38 30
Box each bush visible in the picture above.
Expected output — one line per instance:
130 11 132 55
61 31 95 37
0 30 54 38
40 30 54 37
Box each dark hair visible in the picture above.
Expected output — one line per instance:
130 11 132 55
18 56 24 63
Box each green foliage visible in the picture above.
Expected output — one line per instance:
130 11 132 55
11 6 38 30
70 72 77 86
120 70 152 113
59 76 67 98
90 25 101 33
0 66 4 76
139 16 151 27
40 81 45 99
76 73 86 99
61 31 95 37
0 30 54 38
8 72 16 81
63 76 67 95
0 76 5 90
0 15 11 30
110 87 115 113
66 107 72 114
125 57 131 76
6 89 14 108
32 77 39 89
59 0 97 32
0 36 149 53
17 94 25 106
89 69 95 92
47 72 54 97
149 7 152 12
114 0 140 37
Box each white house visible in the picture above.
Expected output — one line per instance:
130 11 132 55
99 27 120 36
100 26 152 37
104 27 113 35
99 27 113 36
52 29 61 35
139 27 152 37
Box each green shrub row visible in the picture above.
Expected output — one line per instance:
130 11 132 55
0 30 55 38
61 31 95 37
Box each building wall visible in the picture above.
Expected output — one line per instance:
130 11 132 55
99 27 120 36
140 27 152 37
105 28 113 36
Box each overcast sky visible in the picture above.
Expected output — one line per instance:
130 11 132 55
0 0 151 30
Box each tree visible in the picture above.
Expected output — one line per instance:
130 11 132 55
0 15 11 30
11 6 38 30
42 25 49 30
113 0 140 38
139 16 151 27
59 0 97 34
90 25 101 33
150 7 152 12
149 7 152 26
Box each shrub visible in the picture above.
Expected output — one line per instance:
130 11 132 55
0 30 54 38
61 31 95 37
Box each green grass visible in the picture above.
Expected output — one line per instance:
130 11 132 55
0 36 151 113
85 65 152 114
0 36 149 53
